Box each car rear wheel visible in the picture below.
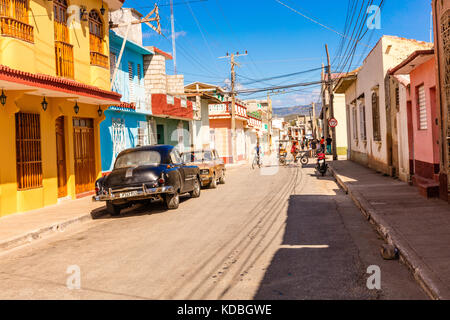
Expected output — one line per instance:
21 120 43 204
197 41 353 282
209 173 217 189
190 178 201 198
219 172 225 184
165 191 179 210
106 201 122 216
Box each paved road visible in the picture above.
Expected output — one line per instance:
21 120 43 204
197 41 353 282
0 164 427 299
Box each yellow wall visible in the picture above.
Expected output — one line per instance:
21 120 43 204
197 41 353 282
0 94 105 217
0 0 111 90
0 1 112 217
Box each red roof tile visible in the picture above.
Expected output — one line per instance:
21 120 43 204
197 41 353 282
0 65 121 103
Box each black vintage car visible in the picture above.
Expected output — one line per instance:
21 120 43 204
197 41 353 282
93 145 201 215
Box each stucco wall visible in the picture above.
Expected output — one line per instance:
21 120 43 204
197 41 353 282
409 58 439 175
0 0 112 90
349 36 433 174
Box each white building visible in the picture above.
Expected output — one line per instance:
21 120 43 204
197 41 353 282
337 35 433 175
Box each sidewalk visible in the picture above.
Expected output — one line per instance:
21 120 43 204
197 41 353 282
0 197 105 253
329 160 450 300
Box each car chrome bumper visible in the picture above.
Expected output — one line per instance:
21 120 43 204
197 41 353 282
93 185 175 202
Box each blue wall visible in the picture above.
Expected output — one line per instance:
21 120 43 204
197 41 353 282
100 109 148 172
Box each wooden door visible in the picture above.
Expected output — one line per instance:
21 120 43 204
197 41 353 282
73 118 96 194
55 116 67 197
157 124 164 144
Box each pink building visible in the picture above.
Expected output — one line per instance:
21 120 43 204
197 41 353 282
391 49 441 197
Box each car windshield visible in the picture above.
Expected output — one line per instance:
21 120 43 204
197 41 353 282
114 151 161 169
182 152 203 163
182 151 214 162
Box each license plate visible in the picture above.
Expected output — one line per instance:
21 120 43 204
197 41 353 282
119 191 139 198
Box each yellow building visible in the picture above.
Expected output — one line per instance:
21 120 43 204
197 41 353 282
0 0 124 217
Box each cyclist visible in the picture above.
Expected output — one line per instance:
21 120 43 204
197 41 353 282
255 142 261 165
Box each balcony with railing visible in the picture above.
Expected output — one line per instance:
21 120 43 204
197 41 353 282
55 40 74 79
90 34 108 68
0 16 33 43
209 102 248 119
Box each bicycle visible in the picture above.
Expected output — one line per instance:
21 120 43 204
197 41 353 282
252 153 261 169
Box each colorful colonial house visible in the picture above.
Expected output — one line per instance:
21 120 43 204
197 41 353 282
0 0 124 217
143 47 194 152
209 100 262 164
391 49 441 198
100 8 154 173
432 0 450 201
340 36 433 176
184 82 223 151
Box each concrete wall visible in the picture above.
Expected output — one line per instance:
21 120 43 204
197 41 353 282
143 54 167 95
110 8 143 46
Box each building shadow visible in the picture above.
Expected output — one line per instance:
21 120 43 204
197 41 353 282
253 194 377 300
90 196 190 220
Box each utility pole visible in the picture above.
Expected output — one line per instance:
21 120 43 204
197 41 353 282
170 0 177 74
311 102 316 139
325 44 337 160
219 51 247 163
266 90 284 154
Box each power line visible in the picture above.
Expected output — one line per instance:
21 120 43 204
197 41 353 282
237 67 323 86
275 0 370 48
233 80 324 95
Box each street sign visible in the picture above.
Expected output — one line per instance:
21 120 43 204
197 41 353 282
328 118 338 128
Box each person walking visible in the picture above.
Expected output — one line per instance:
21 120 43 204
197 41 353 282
291 141 298 161
311 139 317 157
320 136 325 153
326 136 332 155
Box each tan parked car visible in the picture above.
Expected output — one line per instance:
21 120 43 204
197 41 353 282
182 149 225 188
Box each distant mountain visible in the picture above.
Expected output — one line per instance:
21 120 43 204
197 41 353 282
273 103 322 118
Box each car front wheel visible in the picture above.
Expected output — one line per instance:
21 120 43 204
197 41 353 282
209 173 217 189
190 178 201 198
219 172 225 184
165 191 179 210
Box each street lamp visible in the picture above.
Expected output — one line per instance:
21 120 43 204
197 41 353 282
100 3 106 15
0 89 6 106
41 97 48 111
97 105 103 117
74 102 80 114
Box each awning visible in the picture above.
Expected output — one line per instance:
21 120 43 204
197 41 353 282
0 65 121 105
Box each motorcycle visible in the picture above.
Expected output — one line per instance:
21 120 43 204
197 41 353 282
295 151 309 165
316 150 328 176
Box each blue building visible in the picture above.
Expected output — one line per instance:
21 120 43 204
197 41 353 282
100 27 154 173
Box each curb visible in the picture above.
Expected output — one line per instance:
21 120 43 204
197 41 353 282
329 164 448 300
0 211 105 253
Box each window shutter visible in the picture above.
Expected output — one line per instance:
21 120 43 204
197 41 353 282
418 85 427 130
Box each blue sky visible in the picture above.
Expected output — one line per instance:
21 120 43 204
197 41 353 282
123 0 433 108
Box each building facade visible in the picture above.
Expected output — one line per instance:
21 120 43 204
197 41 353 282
143 47 193 152
184 82 223 151
100 9 153 173
341 36 433 175
209 101 262 164
432 0 450 201
0 0 123 217
391 50 441 197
